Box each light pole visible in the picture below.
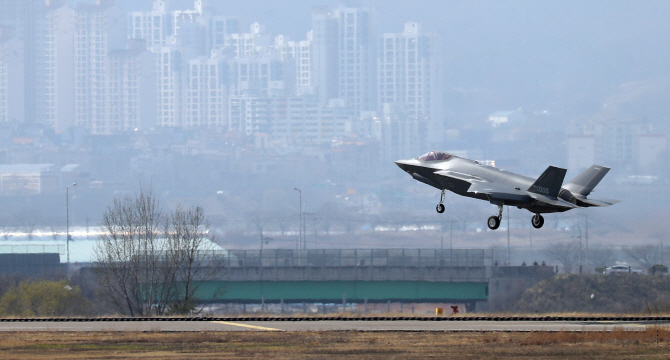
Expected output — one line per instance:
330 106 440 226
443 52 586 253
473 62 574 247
573 226 583 274
579 213 588 272
259 226 272 267
66 183 76 265
506 206 510 266
294 188 302 250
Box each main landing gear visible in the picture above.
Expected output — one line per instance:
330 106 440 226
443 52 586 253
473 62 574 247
487 205 503 230
485 206 545 230
436 190 445 213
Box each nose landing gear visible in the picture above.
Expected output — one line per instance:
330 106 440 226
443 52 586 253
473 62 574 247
436 190 446 213
531 214 544 229
487 205 503 230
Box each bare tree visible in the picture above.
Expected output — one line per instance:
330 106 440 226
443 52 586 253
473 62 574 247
623 244 665 270
543 241 579 273
93 189 165 317
588 243 617 269
165 205 221 314
93 189 222 316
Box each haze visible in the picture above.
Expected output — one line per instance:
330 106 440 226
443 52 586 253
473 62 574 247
0 0 668 268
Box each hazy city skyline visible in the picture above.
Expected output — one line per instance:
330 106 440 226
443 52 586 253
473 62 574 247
0 0 667 272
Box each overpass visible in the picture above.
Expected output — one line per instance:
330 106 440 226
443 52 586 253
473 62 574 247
192 249 555 311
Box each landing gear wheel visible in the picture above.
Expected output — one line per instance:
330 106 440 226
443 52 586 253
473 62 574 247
436 203 445 213
487 216 501 230
531 214 544 229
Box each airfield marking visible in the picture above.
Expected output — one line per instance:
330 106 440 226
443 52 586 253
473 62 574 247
594 321 655 328
211 321 282 331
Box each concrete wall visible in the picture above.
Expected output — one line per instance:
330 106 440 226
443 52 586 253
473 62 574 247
0 253 64 276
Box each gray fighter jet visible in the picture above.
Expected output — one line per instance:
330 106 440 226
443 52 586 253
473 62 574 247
395 151 619 230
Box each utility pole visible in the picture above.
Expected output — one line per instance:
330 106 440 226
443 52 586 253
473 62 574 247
66 183 76 266
449 220 453 265
579 213 588 272
529 226 533 262
507 206 510 266
573 227 583 274
294 188 302 250
313 214 317 249
304 212 315 249
585 214 589 273
260 226 272 267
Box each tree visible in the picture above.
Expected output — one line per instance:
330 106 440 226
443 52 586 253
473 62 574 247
165 205 221 314
588 243 617 269
0 279 90 317
623 244 665 270
93 189 164 316
93 189 223 317
543 240 579 273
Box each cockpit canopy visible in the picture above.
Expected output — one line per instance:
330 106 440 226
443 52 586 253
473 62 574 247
418 151 453 161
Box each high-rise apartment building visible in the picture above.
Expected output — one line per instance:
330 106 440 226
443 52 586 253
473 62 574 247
227 56 294 98
43 2 75 132
128 0 169 47
378 23 441 119
0 28 24 123
228 96 350 141
0 0 76 129
310 7 375 117
310 7 338 106
130 1 214 129
275 32 313 96
225 22 273 59
335 7 375 117
184 50 227 128
209 15 240 49
108 42 156 132
153 44 182 127
0 0 56 124
74 0 126 134
378 22 442 145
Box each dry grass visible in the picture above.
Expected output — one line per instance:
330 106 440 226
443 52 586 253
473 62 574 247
10 311 670 320
1 329 670 359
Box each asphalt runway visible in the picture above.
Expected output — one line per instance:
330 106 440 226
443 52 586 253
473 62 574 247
0 319 667 332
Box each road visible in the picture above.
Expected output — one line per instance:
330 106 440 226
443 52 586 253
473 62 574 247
0 319 666 332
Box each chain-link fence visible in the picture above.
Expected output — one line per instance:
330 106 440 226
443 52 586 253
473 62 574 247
224 248 488 268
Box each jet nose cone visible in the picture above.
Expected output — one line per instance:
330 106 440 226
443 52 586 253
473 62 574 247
395 159 412 172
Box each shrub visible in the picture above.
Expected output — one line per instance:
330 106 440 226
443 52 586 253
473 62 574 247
0 279 91 317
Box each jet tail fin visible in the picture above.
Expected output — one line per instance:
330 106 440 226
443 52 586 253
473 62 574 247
563 165 610 197
528 166 567 198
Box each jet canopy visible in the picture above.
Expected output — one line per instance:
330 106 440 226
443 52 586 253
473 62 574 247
418 151 452 161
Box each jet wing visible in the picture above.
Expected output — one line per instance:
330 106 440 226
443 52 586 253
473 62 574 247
433 170 486 184
572 194 621 207
434 170 532 203
528 193 579 209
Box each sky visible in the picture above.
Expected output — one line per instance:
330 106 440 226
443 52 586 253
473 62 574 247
107 0 670 115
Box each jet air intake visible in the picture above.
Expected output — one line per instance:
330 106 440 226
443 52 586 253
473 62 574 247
411 172 442 190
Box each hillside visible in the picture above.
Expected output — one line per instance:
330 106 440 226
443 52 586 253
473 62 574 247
513 274 670 313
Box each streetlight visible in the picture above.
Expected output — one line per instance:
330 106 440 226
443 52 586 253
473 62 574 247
66 183 76 265
294 188 302 250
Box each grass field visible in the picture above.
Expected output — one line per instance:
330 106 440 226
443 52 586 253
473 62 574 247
1 329 670 359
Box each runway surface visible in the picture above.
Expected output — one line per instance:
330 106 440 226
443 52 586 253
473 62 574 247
0 319 667 332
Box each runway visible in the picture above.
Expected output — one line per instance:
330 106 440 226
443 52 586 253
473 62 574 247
0 318 667 332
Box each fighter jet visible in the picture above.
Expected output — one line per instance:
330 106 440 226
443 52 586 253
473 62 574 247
395 151 619 230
